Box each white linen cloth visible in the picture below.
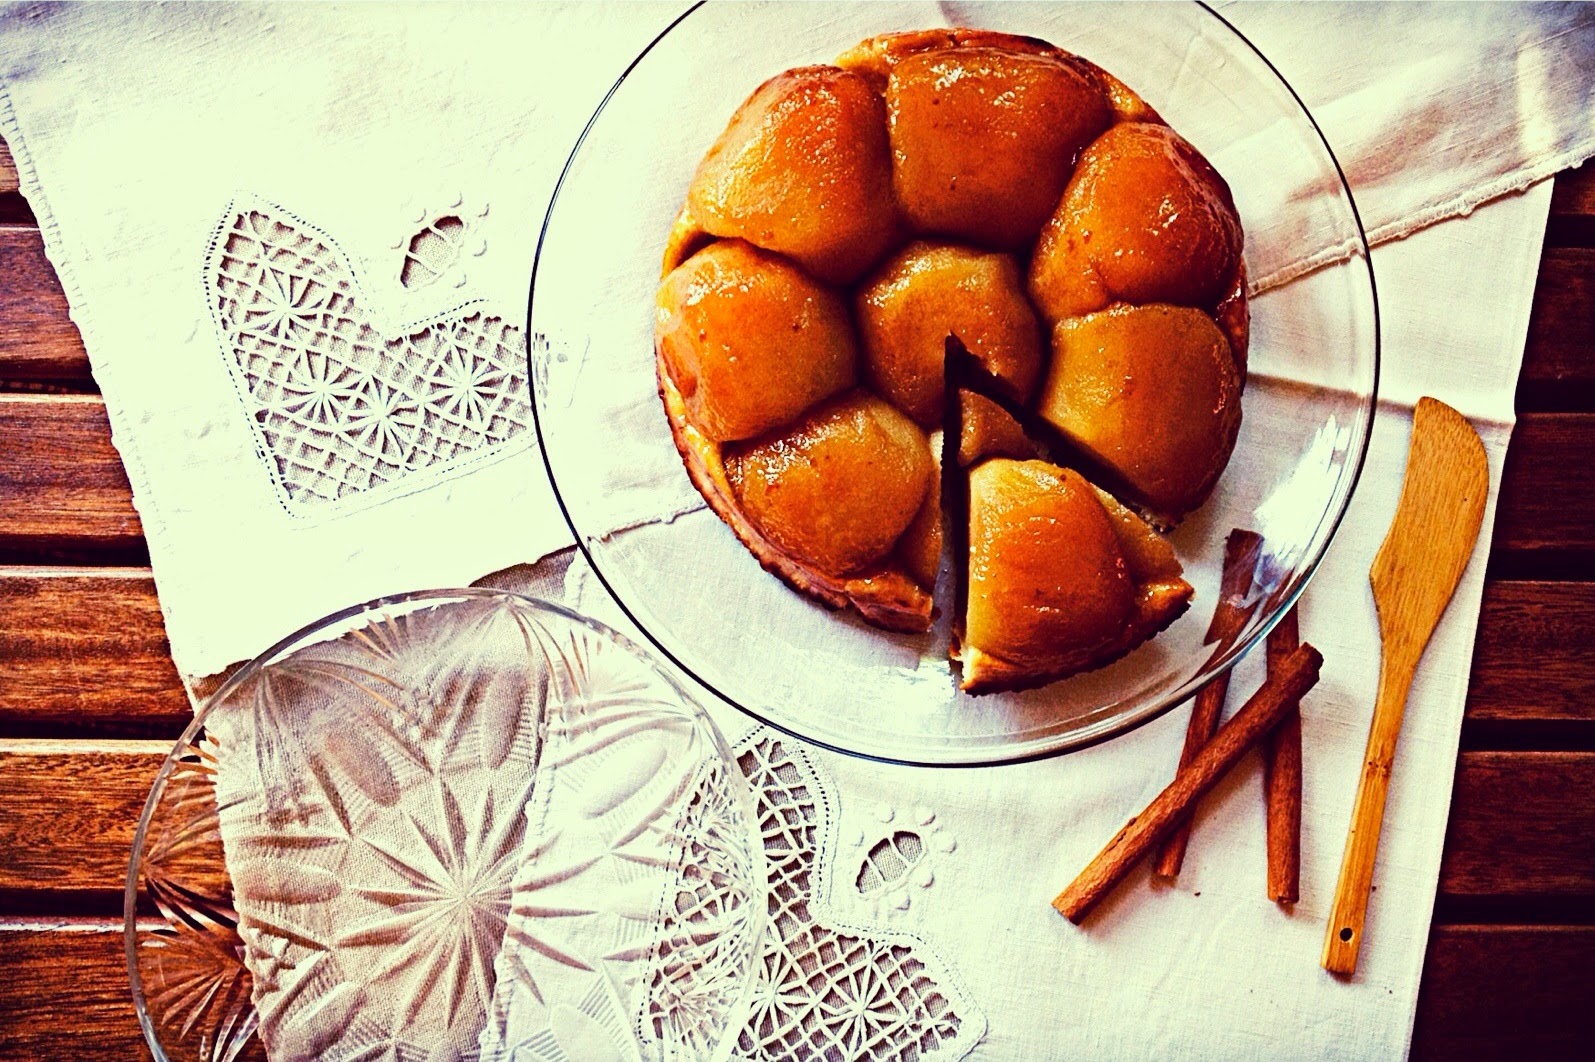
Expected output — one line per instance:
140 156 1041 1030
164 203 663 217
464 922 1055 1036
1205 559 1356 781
0 2 1588 1059
563 180 1551 1061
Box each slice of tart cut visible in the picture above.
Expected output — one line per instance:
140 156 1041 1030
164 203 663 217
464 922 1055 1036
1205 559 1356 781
954 458 1192 694
856 241 1043 426
944 343 1192 694
1035 302 1243 528
671 65 899 285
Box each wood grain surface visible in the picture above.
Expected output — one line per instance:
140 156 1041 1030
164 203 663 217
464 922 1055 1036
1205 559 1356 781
0 570 189 736
0 147 1592 1054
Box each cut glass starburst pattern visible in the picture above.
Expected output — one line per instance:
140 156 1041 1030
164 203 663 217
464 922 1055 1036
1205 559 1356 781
206 196 531 515
133 591 760 1062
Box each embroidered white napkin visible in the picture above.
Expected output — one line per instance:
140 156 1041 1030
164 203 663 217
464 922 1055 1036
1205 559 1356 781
0 1 669 678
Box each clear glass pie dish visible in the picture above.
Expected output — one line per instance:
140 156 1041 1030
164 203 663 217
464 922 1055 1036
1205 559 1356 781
125 589 764 1061
529 2 1378 766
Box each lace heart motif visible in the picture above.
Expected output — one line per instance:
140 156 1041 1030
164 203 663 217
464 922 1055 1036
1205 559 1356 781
206 196 531 517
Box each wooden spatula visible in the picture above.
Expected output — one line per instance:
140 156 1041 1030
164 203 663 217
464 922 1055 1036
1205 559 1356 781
1322 397 1489 976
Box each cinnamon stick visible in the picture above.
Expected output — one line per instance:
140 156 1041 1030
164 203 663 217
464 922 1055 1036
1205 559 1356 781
1264 605 1304 904
1153 528 1264 878
1053 642 1322 924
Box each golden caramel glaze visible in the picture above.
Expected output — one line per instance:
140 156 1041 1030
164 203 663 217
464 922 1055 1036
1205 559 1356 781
959 461 1135 693
856 242 1044 426
1028 122 1243 325
1213 263 1251 375
896 430 943 589
957 391 1035 469
726 391 935 580
1037 303 1243 527
658 360 934 631
683 65 899 285
656 240 856 444
838 28 1058 82
1089 484 1194 638
885 48 1113 250
836 27 1162 123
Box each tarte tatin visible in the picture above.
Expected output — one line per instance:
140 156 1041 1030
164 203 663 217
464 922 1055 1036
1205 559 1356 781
655 28 1246 693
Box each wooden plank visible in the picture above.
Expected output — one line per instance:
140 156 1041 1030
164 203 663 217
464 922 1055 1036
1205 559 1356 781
1413 925 1595 1060
0 226 90 384
1468 582 1595 724
0 569 190 736
1549 157 1595 220
0 393 1587 562
1 919 1588 1061
0 395 142 559
1438 752 1595 900
0 742 167 901
1494 414 1595 556
1 742 1587 902
0 160 1582 392
1519 247 1594 397
0 188 1582 398
0 567 1580 735
0 920 155 1061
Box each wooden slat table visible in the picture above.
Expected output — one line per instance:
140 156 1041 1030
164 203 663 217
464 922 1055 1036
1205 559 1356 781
0 144 1592 1060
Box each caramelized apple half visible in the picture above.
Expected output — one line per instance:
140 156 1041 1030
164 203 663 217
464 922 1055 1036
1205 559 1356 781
726 392 933 579
884 48 1111 249
1036 303 1243 527
856 242 1043 426
673 65 898 285
657 240 856 444
1029 122 1243 329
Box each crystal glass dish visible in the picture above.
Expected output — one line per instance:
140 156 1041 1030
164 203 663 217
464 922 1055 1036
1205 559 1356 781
529 2 1378 766
126 589 763 1061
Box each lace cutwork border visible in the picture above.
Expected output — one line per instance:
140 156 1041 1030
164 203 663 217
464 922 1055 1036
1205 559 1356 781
646 729 986 1061
203 193 532 520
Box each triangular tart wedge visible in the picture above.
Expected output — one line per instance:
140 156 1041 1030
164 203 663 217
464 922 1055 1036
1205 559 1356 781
945 347 1192 693
954 455 1192 693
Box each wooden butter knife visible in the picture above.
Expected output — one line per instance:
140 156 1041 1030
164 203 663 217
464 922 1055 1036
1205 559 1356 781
1322 397 1489 976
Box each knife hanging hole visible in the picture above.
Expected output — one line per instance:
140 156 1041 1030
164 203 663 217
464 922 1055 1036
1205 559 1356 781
1339 927 1354 942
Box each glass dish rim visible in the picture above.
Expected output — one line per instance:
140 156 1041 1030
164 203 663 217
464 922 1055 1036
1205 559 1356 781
123 586 752 1061
525 0 1382 769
